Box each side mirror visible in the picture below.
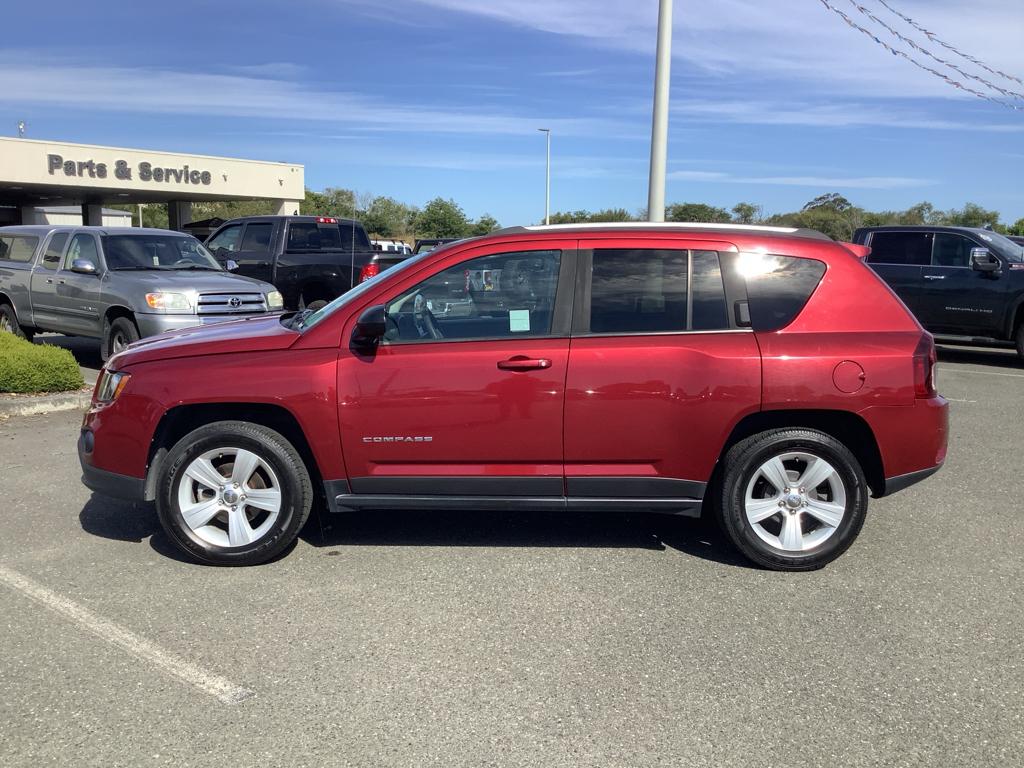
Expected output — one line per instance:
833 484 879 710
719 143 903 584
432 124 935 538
351 304 387 347
970 247 1000 273
225 259 239 271
71 258 98 275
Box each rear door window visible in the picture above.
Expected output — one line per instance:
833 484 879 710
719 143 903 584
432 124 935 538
867 232 933 265
0 235 40 263
40 233 69 270
586 249 730 334
240 223 273 253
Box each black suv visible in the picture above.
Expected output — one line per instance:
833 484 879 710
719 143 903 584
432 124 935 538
852 226 1024 359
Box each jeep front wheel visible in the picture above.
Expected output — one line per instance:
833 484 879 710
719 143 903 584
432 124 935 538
156 421 313 566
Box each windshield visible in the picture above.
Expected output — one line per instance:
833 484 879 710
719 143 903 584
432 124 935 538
972 230 1024 263
295 250 435 331
102 234 222 270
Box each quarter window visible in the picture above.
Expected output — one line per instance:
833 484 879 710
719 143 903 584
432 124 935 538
743 255 826 332
588 249 729 334
866 232 932 266
0 235 40 263
384 250 561 343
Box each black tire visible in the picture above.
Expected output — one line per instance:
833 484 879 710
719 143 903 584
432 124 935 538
1015 322 1024 361
717 428 868 571
102 316 139 361
156 421 313 566
0 303 32 341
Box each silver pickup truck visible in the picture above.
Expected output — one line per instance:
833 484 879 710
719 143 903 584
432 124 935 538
0 225 283 359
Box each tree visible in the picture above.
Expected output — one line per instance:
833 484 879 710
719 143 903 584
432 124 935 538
415 197 470 238
301 187 356 218
938 202 1002 230
666 202 732 223
731 202 763 224
549 210 594 224
802 193 853 213
1008 218 1024 236
470 214 501 236
361 196 417 239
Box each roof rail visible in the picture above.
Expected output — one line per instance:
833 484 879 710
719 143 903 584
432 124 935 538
490 222 832 241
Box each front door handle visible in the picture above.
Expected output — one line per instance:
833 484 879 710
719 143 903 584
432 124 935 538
45 278 54 284
497 356 551 371
923 274 946 280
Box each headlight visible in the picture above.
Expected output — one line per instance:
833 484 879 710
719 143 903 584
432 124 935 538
145 292 191 311
267 291 284 310
95 370 131 403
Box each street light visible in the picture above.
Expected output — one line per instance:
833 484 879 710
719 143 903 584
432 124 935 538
647 0 674 222
538 128 551 225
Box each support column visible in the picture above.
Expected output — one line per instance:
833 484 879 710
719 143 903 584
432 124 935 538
167 200 193 231
272 199 301 216
19 206 38 225
82 203 104 226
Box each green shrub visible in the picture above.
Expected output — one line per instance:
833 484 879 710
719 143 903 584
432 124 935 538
0 333 85 393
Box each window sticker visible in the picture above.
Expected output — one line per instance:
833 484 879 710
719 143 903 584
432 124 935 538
509 309 531 332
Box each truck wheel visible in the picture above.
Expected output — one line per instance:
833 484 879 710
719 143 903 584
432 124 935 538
300 297 328 312
717 429 868 571
1016 323 1024 361
0 303 32 341
156 421 313 566
102 316 139 361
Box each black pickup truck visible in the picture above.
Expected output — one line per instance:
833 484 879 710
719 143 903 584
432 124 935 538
205 216 410 310
852 225 1024 358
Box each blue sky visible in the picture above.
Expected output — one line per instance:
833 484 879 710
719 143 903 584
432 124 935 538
1 0 1022 225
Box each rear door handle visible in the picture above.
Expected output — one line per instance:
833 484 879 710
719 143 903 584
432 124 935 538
497 356 551 371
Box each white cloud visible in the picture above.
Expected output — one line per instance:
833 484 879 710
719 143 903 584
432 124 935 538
667 170 934 189
0 55 635 139
393 0 1024 101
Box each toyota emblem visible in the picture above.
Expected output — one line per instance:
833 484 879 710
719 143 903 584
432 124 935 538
229 297 242 308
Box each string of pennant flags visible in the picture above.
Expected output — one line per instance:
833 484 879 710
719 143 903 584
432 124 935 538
818 0 1024 111
875 0 1023 86
845 0 1024 101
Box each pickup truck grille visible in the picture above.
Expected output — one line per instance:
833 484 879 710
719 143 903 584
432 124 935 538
197 292 268 315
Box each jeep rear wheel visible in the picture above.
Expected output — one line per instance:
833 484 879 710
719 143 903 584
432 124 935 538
156 421 313 566
718 429 868 571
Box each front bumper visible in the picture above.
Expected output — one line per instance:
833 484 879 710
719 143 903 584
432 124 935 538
134 312 273 338
78 428 145 502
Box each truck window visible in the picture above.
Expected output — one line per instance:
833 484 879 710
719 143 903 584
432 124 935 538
240 223 273 253
287 223 354 251
867 232 932 266
932 233 975 268
0 235 40 263
207 224 243 253
40 234 69 270
66 234 99 268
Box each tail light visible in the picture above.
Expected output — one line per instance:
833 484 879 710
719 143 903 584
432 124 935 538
359 262 380 282
913 333 937 398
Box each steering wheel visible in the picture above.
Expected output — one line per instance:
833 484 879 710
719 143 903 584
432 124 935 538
413 293 444 339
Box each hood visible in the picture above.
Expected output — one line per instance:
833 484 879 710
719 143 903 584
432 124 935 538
107 269 273 293
108 314 299 367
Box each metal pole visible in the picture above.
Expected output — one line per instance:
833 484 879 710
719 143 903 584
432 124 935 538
647 0 673 222
538 128 551 225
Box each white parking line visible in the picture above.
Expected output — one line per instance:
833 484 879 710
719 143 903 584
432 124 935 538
938 367 1024 379
0 565 254 705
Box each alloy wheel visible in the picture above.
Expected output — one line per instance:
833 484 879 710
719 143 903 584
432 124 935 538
744 451 847 552
177 447 282 548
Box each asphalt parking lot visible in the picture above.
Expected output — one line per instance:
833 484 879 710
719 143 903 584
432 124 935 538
1 346 1022 767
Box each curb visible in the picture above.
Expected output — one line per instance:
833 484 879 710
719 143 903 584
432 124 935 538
0 390 92 419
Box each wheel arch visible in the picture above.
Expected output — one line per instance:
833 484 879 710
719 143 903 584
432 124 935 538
103 304 136 327
144 402 323 502
720 409 886 498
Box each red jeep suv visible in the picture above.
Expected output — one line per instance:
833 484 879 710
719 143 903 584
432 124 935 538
79 224 948 570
